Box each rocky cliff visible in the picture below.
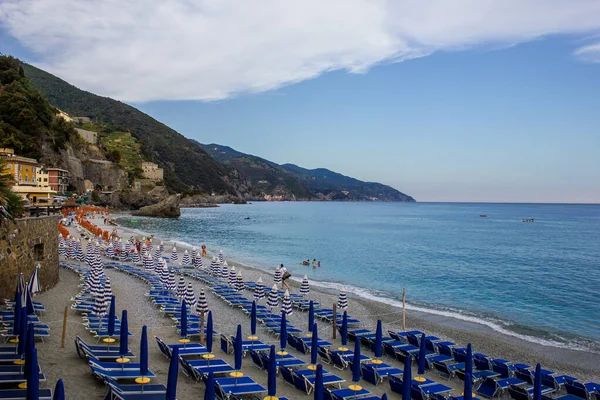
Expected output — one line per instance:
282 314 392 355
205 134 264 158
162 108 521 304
132 194 181 218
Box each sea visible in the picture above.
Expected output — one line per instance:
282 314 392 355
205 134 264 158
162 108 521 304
117 202 600 353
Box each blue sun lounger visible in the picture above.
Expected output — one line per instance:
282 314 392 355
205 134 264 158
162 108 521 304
89 364 155 381
0 371 45 384
155 336 207 359
0 388 52 399
361 362 403 385
216 378 266 399
104 379 167 400
328 387 371 400
476 376 527 398
75 336 135 361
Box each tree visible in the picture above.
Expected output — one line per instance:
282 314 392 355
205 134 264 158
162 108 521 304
106 149 121 164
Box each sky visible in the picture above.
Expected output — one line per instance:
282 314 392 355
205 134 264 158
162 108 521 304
1 1 600 203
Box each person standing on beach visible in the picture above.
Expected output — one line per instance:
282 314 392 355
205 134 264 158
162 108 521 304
202 244 207 257
280 264 291 291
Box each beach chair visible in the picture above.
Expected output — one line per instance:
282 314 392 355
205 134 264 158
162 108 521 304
456 368 501 383
89 363 156 381
105 379 167 400
329 387 371 400
329 352 348 370
0 389 53 399
318 346 332 364
565 380 600 400
249 350 264 370
215 376 266 399
280 366 296 387
490 359 516 379
541 373 578 392
476 377 526 398
413 382 454 400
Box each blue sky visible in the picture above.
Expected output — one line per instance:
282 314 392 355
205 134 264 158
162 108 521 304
2 1 600 203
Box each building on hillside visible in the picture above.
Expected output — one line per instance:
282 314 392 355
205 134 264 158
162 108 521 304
72 116 91 124
47 168 70 193
36 167 49 188
141 162 163 182
56 109 73 122
132 178 155 191
0 149 55 203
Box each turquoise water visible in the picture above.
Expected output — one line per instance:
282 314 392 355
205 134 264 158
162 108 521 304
118 202 600 352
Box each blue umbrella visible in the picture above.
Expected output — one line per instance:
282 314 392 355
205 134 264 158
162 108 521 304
314 364 324 400
402 355 412 400
107 296 116 338
533 363 542 400
417 333 426 374
268 345 277 397
204 371 215 400
206 311 213 353
308 301 314 332
119 310 129 359
166 347 179 400
140 325 148 377
25 288 34 316
26 348 39 399
12 294 22 341
381 394 388 400
17 310 27 360
351 334 361 384
374 320 383 359
341 311 348 347
181 299 188 339
311 323 319 365
466 343 473 378
464 372 473 400
251 301 257 336
53 379 65 400
279 310 287 352
234 324 243 371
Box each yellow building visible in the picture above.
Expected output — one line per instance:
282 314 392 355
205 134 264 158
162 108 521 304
37 166 49 188
0 149 55 203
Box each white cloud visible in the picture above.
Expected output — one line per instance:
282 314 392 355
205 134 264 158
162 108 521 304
574 42 600 62
1 0 600 102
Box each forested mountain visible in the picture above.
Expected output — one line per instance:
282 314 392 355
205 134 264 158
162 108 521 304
200 143 415 202
21 63 245 195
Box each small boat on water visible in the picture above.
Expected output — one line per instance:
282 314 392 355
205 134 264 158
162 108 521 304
480 214 487 217
522 218 534 222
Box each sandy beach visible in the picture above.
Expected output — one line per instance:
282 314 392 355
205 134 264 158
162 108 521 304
31 213 599 399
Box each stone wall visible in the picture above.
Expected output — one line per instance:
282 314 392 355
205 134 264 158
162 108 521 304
0 216 60 299
75 128 98 144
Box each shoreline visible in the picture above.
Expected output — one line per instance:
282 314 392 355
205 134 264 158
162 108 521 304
111 212 600 380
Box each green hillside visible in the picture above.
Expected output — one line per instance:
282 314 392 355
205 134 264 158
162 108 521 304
21 62 242 195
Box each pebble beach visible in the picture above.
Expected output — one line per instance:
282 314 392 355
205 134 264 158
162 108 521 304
30 214 600 399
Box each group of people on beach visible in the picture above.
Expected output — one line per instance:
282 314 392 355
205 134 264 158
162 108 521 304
302 258 320 268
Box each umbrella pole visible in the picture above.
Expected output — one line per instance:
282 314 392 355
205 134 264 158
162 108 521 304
402 288 406 332
200 311 205 345
332 303 337 340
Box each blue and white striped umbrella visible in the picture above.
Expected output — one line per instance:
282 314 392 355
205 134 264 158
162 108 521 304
160 265 170 287
131 250 140 264
106 243 114 258
300 275 310 296
104 277 113 298
228 266 237 286
254 278 265 300
124 241 131 257
94 253 104 273
147 239 153 251
267 284 279 309
92 291 106 315
58 241 66 256
220 261 229 279
196 288 208 314
185 283 196 309
194 254 203 269
168 271 176 291
28 265 41 295
181 250 192 267
176 277 186 298
337 288 348 310
218 250 224 264
235 272 245 292
159 241 165 253
85 241 94 263
58 234 65 246
191 248 198 260
154 247 162 260
282 289 293 316
210 258 220 275
93 241 101 256
274 267 281 284
66 243 74 259
143 253 154 271
170 246 178 263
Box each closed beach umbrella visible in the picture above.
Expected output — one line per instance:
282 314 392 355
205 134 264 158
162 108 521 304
254 278 265 300
282 289 293 316
12 293 22 340
168 271 176 291
279 310 287 353
185 283 196 309
236 272 244 292
229 266 236 286
234 324 243 371
196 289 208 314
308 301 315 333
131 249 140 264
337 288 348 310
170 246 178 263
351 335 361 385
192 248 198 260
25 287 35 315
159 241 165 253
268 345 277 397
194 254 203 269
204 371 215 400
181 299 188 339
218 250 224 264
53 379 65 400
341 311 348 346
28 266 41 296
274 267 281 284
177 277 186 298
107 296 116 338
17 311 27 360
532 363 542 400
381 394 388 400
300 275 310 296
314 364 324 400
26 348 39 399
206 311 213 353
311 323 319 365
466 343 473 375
464 372 473 400
140 326 149 377
119 310 129 359
402 355 412 400
181 250 191 266
166 347 179 400
251 301 257 336
267 284 279 309
418 333 426 374
374 320 383 359
104 278 113 298
154 247 162 260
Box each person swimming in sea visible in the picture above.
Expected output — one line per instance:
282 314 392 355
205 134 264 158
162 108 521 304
302 259 309 266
